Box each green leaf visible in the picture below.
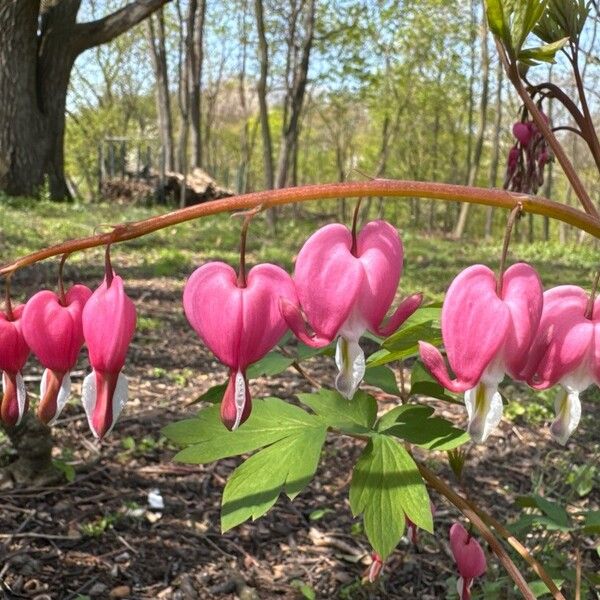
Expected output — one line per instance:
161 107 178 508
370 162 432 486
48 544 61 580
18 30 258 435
247 352 295 378
349 435 432 559
518 37 569 64
296 341 336 360
513 0 549 50
376 404 469 451
221 425 327 532
163 398 321 463
189 382 227 406
397 305 441 329
516 495 571 530
382 319 441 351
528 579 565 598
485 0 511 44
366 319 442 368
364 365 400 395
52 459 75 483
409 361 461 404
582 510 600 534
298 389 378 432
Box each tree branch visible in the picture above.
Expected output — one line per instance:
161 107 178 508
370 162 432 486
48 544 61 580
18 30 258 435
74 0 170 53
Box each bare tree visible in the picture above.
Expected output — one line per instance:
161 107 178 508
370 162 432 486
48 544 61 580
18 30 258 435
453 16 490 239
146 9 175 171
274 0 316 189
254 0 274 190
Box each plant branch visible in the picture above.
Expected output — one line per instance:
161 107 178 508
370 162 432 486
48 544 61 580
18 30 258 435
495 41 599 219
418 463 565 600
1 180 600 277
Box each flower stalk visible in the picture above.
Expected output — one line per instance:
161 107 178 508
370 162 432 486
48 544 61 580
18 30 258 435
1 180 600 277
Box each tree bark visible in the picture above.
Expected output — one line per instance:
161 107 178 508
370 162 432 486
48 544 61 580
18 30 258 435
484 61 504 239
190 0 206 169
146 9 175 171
254 0 274 190
453 17 489 239
0 0 169 200
274 0 316 190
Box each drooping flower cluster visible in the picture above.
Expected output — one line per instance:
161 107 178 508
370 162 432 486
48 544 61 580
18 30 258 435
0 269 136 439
504 114 552 194
420 263 596 445
184 220 420 429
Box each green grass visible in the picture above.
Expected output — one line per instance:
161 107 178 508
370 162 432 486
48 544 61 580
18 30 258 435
0 198 596 302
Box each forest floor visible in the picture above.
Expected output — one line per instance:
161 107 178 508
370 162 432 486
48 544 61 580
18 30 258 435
0 199 598 600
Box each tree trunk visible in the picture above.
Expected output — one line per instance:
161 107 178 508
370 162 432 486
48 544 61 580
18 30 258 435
453 16 489 239
254 0 274 190
0 414 61 487
190 0 206 169
484 61 504 239
274 0 315 189
0 0 169 200
146 10 175 171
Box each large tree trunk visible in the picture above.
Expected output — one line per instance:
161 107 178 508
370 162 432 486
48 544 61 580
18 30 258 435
0 1 48 196
0 0 169 200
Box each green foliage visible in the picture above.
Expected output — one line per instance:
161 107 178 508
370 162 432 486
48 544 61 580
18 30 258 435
363 365 400 395
485 0 570 65
163 398 320 463
167 384 461 557
376 405 469 450
298 389 377 434
409 360 460 404
221 425 327 532
366 306 442 367
52 458 76 483
246 352 295 378
535 0 589 44
349 435 432 559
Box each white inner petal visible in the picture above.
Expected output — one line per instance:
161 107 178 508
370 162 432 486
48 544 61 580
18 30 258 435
3 372 28 427
550 386 581 445
81 371 97 435
110 372 129 436
334 336 365 400
40 370 72 426
232 370 246 431
81 371 129 438
464 380 503 443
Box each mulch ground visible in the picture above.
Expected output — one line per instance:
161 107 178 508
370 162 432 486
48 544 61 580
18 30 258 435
0 270 598 599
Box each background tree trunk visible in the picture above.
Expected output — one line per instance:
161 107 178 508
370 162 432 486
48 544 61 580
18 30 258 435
190 0 206 169
453 17 489 239
147 10 175 172
254 0 274 190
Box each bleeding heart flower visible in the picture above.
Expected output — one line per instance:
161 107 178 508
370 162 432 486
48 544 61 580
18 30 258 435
406 502 435 545
522 285 599 445
183 261 297 430
281 220 421 399
512 121 533 146
450 522 487 600
82 274 136 439
363 552 383 584
22 285 92 425
419 263 543 443
0 306 30 427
